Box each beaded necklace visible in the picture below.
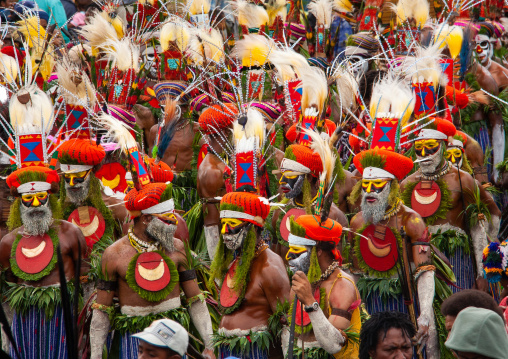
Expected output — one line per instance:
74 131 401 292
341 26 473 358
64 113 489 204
128 228 161 253
419 161 451 181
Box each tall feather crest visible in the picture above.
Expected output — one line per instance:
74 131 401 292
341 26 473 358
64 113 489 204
103 38 140 71
307 0 332 28
265 0 287 24
434 23 463 59
333 0 352 13
299 67 328 115
78 12 120 50
391 0 428 27
0 54 18 83
160 20 192 52
228 0 269 28
331 66 358 113
99 10 124 39
10 85 54 134
401 43 444 87
369 74 414 127
305 128 336 220
157 99 178 161
231 34 274 67
16 16 46 49
268 48 309 82
233 107 265 147
56 60 96 107
187 28 224 65
187 0 211 15
98 112 137 150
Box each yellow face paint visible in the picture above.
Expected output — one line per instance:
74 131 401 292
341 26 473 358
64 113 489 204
446 148 462 164
64 170 91 186
361 179 389 193
286 244 308 261
221 218 244 234
21 191 49 207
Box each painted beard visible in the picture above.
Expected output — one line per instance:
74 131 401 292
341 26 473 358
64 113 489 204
65 175 91 205
288 249 311 274
20 203 53 236
223 225 250 251
361 184 391 225
145 218 177 252
281 175 304 199
417 145 444 175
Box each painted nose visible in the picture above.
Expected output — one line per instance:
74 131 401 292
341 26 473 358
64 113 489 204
32 196 41 207
451 155 456 163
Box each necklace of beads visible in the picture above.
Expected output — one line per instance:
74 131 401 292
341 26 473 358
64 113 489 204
382 198 402 221
315 261 340 285
128 228 160 253
420 161 451 181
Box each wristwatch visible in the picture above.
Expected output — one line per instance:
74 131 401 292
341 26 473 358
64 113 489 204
303 302 319 313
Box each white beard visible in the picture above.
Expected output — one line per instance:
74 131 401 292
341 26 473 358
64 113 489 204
20 203 53 236
146 218 177 252
361 184 391 225
65 175 91 205
288 250 311 274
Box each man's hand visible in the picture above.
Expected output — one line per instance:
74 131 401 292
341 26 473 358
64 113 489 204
202 348 216 359
413 320 429 351
292 271 314 306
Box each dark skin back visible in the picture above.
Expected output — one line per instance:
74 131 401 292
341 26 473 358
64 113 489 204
462 133 487 184
147 121 198 172
0 220 87 285
220 242 290 351
197 152 227 227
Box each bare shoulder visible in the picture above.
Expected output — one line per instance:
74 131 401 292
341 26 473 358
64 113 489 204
102 235 129 260
168 237 188 266
57 220 84 241
328 270 357 307
256 249 287 278
400 172 417 187
0 227 19 247
349 212 364 231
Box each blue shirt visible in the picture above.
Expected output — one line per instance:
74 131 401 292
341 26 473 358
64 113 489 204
330 16 352 59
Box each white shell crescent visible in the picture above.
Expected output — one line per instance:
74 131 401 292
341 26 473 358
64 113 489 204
367 238 391 258
414 190 437 205
72 215 100 237
21 240 46 258
138 260 164 281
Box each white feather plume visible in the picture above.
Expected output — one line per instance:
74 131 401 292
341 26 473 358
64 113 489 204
56 60 96 107
9 85 54 135
187 0 211 15
228 0 269 28
187 28 224 65
160 19 193 52
305 128 336 189
102 38 140 72
268 47 310 82
78 12 120 49
299 67 328 115
307 0 333 28
233 107 266 148
98 112 137 150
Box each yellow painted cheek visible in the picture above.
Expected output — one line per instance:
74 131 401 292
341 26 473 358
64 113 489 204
221 223 227 235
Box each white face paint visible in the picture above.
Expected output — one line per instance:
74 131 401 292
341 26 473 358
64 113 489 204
347 55 369 77
223 225 250 251
143 45 162 79
475 34 494 66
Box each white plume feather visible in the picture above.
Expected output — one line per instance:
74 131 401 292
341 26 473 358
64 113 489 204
187 28 224 65
228 0 269 28
299 67 328 115
307 0 333 28
98 112 137 150
9 85 54 135
102 38 140 72
305 128 336 189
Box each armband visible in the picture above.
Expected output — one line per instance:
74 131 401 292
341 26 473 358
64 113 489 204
412 241 431 246
91 302 113 313
414 264 436 279
179 269 197 282
330 308 352 321
97 279 117 291
187 293 207 306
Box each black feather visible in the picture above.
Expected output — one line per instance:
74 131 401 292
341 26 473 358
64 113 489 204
157 119 178 161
